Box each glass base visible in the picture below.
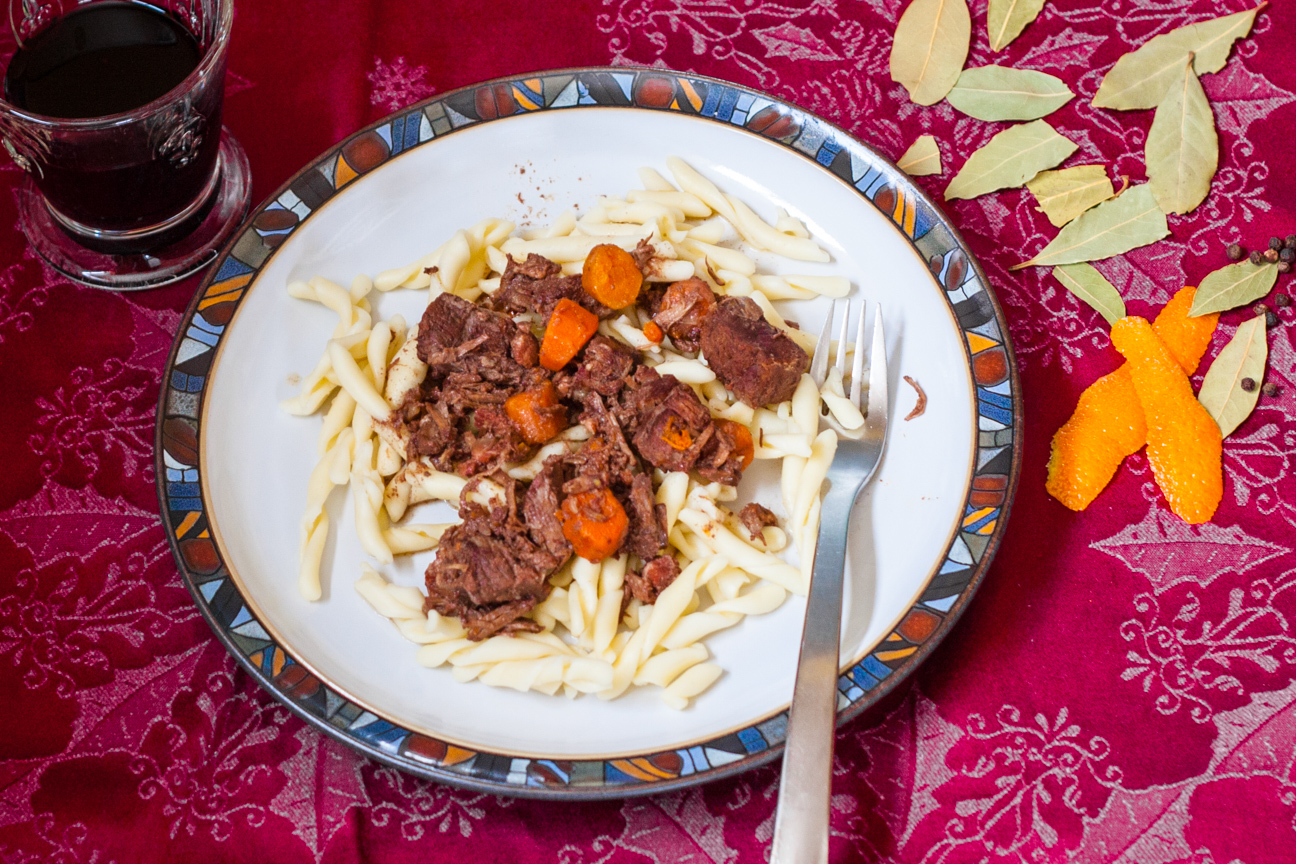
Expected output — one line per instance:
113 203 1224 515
16 129 252 291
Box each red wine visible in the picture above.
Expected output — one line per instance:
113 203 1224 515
3 1 223 248
4 1 200 118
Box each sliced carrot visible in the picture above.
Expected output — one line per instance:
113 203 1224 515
505 381 566 444
540 298 599 371
561 487 629 562
642 320 664 343
582 244 643 309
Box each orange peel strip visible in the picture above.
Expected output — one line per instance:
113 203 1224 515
1046 286 1218 512
1110 316 1222 523
1046 366 1146 511
1152 286 1219 375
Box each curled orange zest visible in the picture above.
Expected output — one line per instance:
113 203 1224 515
1046 286 1218 512
1110 316 1222 523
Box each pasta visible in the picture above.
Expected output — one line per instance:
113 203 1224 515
283 158 866 709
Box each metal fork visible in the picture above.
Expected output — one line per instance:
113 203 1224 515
770 299 889 864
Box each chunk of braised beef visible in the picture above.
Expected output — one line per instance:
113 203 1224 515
510 326 539 367
629 372 715 473
625 555 681 604
523 456 571 558
473 405 532 463
739 502 779 543
417 293 515 365
700 295 808 407
694 418 747 485
562 335 636 399
408 402 456 461
622 473 667 560
652 277 716 353
491 253 615 320
424 475 565 640
576 394 642 485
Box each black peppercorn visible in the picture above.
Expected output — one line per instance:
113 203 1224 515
1265 249 1281 263
1267 310 1280 329
1251 250 1266 265
1278 294 1292 307
1262 382 1281 397
1227 243 1245 261
1281 262 1293 274
1282 248 1295 263
1271 237 1285 252
1286 234 1296 249
1241 377 1257 392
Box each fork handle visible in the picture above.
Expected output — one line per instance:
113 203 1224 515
770 480 859 864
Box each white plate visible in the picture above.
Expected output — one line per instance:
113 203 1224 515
157 69 1020 798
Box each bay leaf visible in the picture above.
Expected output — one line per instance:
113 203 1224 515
1026 164 1115 226
988 0 1048 52
1198 316 1267 437
890 0 972 106
1093 3 1264 110
897 134 942 176
946 66 1073 121
1053 263 1125 325
1146 58 1218 215
1188 259 1278 316
1012 184 1168 269
945 120 1077 201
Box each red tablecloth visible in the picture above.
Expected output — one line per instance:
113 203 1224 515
3 1 1296 861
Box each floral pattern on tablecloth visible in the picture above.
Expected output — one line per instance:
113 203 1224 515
2 0 1295 860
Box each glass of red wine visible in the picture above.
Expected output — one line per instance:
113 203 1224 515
0 0 250 289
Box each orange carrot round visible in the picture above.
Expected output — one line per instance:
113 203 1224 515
560 487 629 561
540 298 599 371
505 381 567 444
582 244 643 309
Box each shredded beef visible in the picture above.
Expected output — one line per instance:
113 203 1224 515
652 278 716 353
424 474 566 640
739 503 779 543
625 555 681 604
558 335 636 400
694 417 747 485
523 456 571 558
700 295 809 407
622 473 667 560
628 370 715 473
491 253 614 319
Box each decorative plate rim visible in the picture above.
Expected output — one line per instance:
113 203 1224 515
154 65 1023 800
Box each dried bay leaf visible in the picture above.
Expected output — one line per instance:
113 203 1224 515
1012 184 1168 269
1188 260 1278 316
890 0 971 106
1027 164 1115 226
1053 263 1125 325
945 120 1077 201
946 66 1073 121
1198 316 1267 437
1093 3 1264 110
1146 58 1218 215
897 135 942 176
988 0 1048 52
